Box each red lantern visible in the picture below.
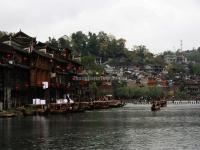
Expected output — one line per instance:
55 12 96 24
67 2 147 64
15 85 19 90
6 53 11 59
67 63 73 70
77 66 82 73
24 83 29 88
56 83 60 88
72 76 77 81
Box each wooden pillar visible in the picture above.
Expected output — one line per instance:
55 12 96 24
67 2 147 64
3 68 12 109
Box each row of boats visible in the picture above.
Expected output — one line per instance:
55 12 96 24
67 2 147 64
151 100 167 111
18 100 125 116
0 99 167 117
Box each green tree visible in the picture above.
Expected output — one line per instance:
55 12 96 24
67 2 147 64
152 55 164 65
87 32 99 55
0 31 7 38
48 37 59 48
175 91 187 99
97 31 110 60
129 45 155 65
71 31 88 55
81 56 96 67
191 64 200 75
81 56 104 75
115 86 165 99
167 64 187 76
58 36 71 49
186 50 200 63
89 82 98 98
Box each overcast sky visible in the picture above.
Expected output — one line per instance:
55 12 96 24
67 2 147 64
0 0 200 53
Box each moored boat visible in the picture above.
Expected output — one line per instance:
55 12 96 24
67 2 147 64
160 100 167 107
108 100 125 108
0 112 16 118
70 102 85 113
93 101 110 109
21 104 49 116
151 101 160 111
49 103 71 114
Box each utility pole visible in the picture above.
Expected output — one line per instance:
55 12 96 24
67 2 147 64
180 40 183 51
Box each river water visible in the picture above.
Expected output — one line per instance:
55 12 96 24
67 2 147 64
1 104 200 150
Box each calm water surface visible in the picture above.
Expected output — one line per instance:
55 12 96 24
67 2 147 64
1 104 200 150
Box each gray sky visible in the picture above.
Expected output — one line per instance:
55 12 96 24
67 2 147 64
1 0 200 53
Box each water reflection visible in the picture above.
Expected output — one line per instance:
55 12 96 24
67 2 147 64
1 104 200 150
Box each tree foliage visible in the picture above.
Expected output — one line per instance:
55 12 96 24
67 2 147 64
45 31 161 67
47 31 155 66
167 64 187 74
191 64 200 75
129 45 155 65
81 56 104 75
115 86 165 99
186 50 200 63
0 31 8 38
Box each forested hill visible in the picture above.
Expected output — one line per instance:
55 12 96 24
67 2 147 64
0 30 162 66
49 31 129 62
48 31 162 66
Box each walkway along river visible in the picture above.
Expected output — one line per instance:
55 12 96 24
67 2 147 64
1 103 200 150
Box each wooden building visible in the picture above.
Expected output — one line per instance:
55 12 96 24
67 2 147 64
12 46 30 107
0 43 14 109
0 31 34 108
45 45 85 102
0 30 86 109
30 50 52 102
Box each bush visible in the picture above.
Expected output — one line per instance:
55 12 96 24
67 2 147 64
115 86 165 99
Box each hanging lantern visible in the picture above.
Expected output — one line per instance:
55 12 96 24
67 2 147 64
77 66 82 73
67 63 73 70
72 76 77 81
6 53 12 59
15 84 20 90
24 83 29 88
56 83 60 88
49 83 54 88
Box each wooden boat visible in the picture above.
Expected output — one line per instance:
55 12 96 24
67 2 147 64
0 112 16 118
93 101 110 109
35 105 49 115
79 102 93 110
21 104 49 116
160 100 167 107
49 102 86 114
108 100 126 108
49 103 70 114
151 101 160 111
22 109 36 116
70 103 85 113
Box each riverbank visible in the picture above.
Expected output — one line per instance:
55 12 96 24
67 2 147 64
0 100 125 118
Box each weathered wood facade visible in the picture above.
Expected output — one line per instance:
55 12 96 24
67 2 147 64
12 47 30 107
0 43 14 109
0 41 32 108
0 31 85 109
30 50 52 102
